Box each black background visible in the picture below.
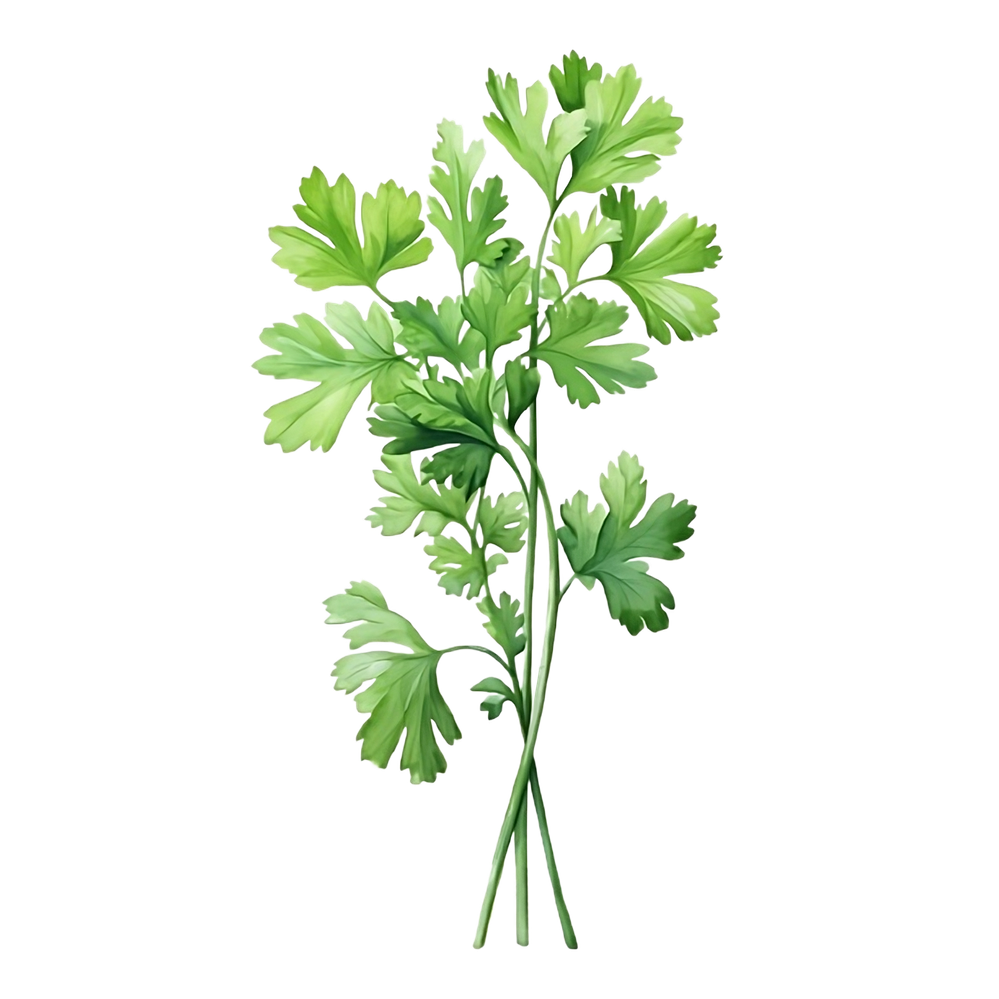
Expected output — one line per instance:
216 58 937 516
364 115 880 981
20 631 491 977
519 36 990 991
241 41 762 954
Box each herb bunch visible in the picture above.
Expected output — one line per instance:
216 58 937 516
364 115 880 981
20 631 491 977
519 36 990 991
255 52 721 948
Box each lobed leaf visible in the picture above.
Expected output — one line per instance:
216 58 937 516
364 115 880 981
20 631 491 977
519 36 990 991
558 454 695 633
601 186 722 343
325 582 459 784
270 169 432 289
253 305 416 452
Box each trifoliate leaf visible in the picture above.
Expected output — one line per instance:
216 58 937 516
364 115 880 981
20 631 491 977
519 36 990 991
470 676 517 720
601 186 722 343
369 369 497 453
483 71 589 208
424 535 507 599
563 65 682 197
549 51 603 113
478 592 526 662
270 169 432 289
367 453 471 537
461 268 534 367
558 453 696 634
393 296 485 371
253 305 416 452
478 492 527 553
426 119 513 271
325 582 459 784
548 209 621 287
531 295 655 408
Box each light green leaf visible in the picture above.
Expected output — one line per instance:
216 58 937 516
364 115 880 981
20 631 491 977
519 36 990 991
548 208 621 287
531 295 655 408
424 535 507 599
549 51 604 113
477 492 527 553
563 65 682 196
426 119 513 271
367 453 472 537
558 453 696 634
539 266 563 301
270 169 432 289
601 186 722 343
461 255 535 366
393 296 484 371
477 592 526 662
557 491 606 590
325 582 459 784
483 71 588 208
253 305 415 452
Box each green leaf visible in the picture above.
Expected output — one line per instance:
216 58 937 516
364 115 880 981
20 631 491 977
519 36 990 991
477 492 527 553
483 71 589 208
539 267 563 301
470 676 517 720
478 592 526 662
461 255 535 366
563 65 682 197
420 444 494 498
549 51 603 113
325 582 460 784
253 305 416 452
367 453 471 537
558 453 696 634
601 187 722 343
393 296 484 371
270 169 432 289
531 295 655 408
368 369 498 457
426 119 513 271
548 208 621 287
424 535 507 599
478 694 508 720
498 360 541 430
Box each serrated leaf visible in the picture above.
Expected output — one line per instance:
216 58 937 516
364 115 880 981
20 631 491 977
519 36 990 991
367 453 471 537
549 51 604 113
548 208 621 287
563 65 682 196
483 71 589 208
426 119 513 271
478 592 526 662
424 535 507 599
558 454 696 634
368 369 498 459
478 492 527 553
270 170 432 289
531 295 655 408
601 187 722 343
325 582 459 784
419 443 494 498
393 296 484 371
461 255 535 366
253 305 416 452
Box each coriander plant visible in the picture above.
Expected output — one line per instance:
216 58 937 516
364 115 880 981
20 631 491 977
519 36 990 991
254 52 721 948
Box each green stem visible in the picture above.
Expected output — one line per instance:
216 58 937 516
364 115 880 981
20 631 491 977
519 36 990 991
474 448 564 949
441 645 522 713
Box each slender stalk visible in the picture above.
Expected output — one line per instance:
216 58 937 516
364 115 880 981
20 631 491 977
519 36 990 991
515 797 529 945
474 448 563 948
